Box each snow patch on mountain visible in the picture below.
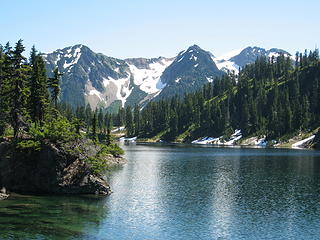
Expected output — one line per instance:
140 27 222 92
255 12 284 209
85 81 107 109
212 48 244 74
213 59 240 74
206 77 214 83
190 54 198 61
62 45 83 69
89 89 104 101
212 47 292 74
215 48 245 62
268 52 280 58
103 76 133 107
127 58 173 94
177 56 184 63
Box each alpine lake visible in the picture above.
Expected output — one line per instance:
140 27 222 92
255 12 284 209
1 143 320 240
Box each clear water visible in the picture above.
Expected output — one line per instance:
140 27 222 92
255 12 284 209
1 144 320 240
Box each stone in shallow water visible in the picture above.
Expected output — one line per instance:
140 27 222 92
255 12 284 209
0 193 9 200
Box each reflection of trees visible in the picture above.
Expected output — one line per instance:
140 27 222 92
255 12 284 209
0 195 109 239
157 146 320 238
157 146 241 238
231 148 320 238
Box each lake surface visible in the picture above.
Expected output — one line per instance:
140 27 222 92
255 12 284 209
1 144 320 239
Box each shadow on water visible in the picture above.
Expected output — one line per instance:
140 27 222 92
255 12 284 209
0 194 109 239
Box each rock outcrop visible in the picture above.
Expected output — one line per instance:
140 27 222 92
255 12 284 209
0 139 124 198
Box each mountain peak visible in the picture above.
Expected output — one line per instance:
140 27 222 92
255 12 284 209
158 45 223 99
42 43 292 111
228 46 292 68
187 44 202 51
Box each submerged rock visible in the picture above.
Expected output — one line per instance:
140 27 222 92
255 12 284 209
0 139 124 197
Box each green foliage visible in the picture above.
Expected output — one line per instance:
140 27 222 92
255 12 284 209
85 143 124 174
91 111 97 140
86 156 109 174
100 143 124 157
29 114 77 142
48 68 62 107
29 53 49 124
16 139 41 151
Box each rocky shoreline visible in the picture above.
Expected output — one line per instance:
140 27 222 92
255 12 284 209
137 128 320 150
0 139 125 200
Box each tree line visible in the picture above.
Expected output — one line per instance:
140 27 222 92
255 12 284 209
121 49 320 141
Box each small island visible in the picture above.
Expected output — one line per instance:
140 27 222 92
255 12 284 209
0 40 125 200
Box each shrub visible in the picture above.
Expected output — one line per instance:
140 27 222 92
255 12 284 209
16 139 41 151
29 115 77 142
84 143 124 174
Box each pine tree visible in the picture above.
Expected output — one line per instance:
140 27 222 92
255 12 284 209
97 108 103 133
91 111 97 140
106 128 112 146
0 45 8 135
169 110 178 139
104 113 112 134
29 54 49 125
29 45 37 66
125 106 134 137
48 67 62 107
85 103 92 128
10 40 30 139
133 105 140 136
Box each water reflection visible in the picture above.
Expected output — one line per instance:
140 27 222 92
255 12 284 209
1 145 320 239
0 194 108 239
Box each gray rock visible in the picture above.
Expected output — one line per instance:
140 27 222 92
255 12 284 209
0 139 122 196
0 193 9 200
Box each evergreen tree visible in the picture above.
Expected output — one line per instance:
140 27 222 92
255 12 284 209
9 40 30 139
125 106 134 137
91 111 97 140
29 54 49 125
85 103 92 127
48 67 62 107
97 108 103 133
169 110 178 139
133 105 140 136
106 128 112 146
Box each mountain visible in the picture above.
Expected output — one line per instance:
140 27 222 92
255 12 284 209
212 47 292 74
43 44 291 110
43 44 128 109
43 45 173 110
157 45 223 99
133 48 320 143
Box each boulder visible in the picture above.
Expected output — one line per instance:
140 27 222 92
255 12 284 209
0 139 118 196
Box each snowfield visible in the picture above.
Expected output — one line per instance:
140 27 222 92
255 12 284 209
211 48 244 74
127 58 173 94
103 76 133 107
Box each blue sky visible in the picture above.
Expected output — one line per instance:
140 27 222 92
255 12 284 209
1 0 319 58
